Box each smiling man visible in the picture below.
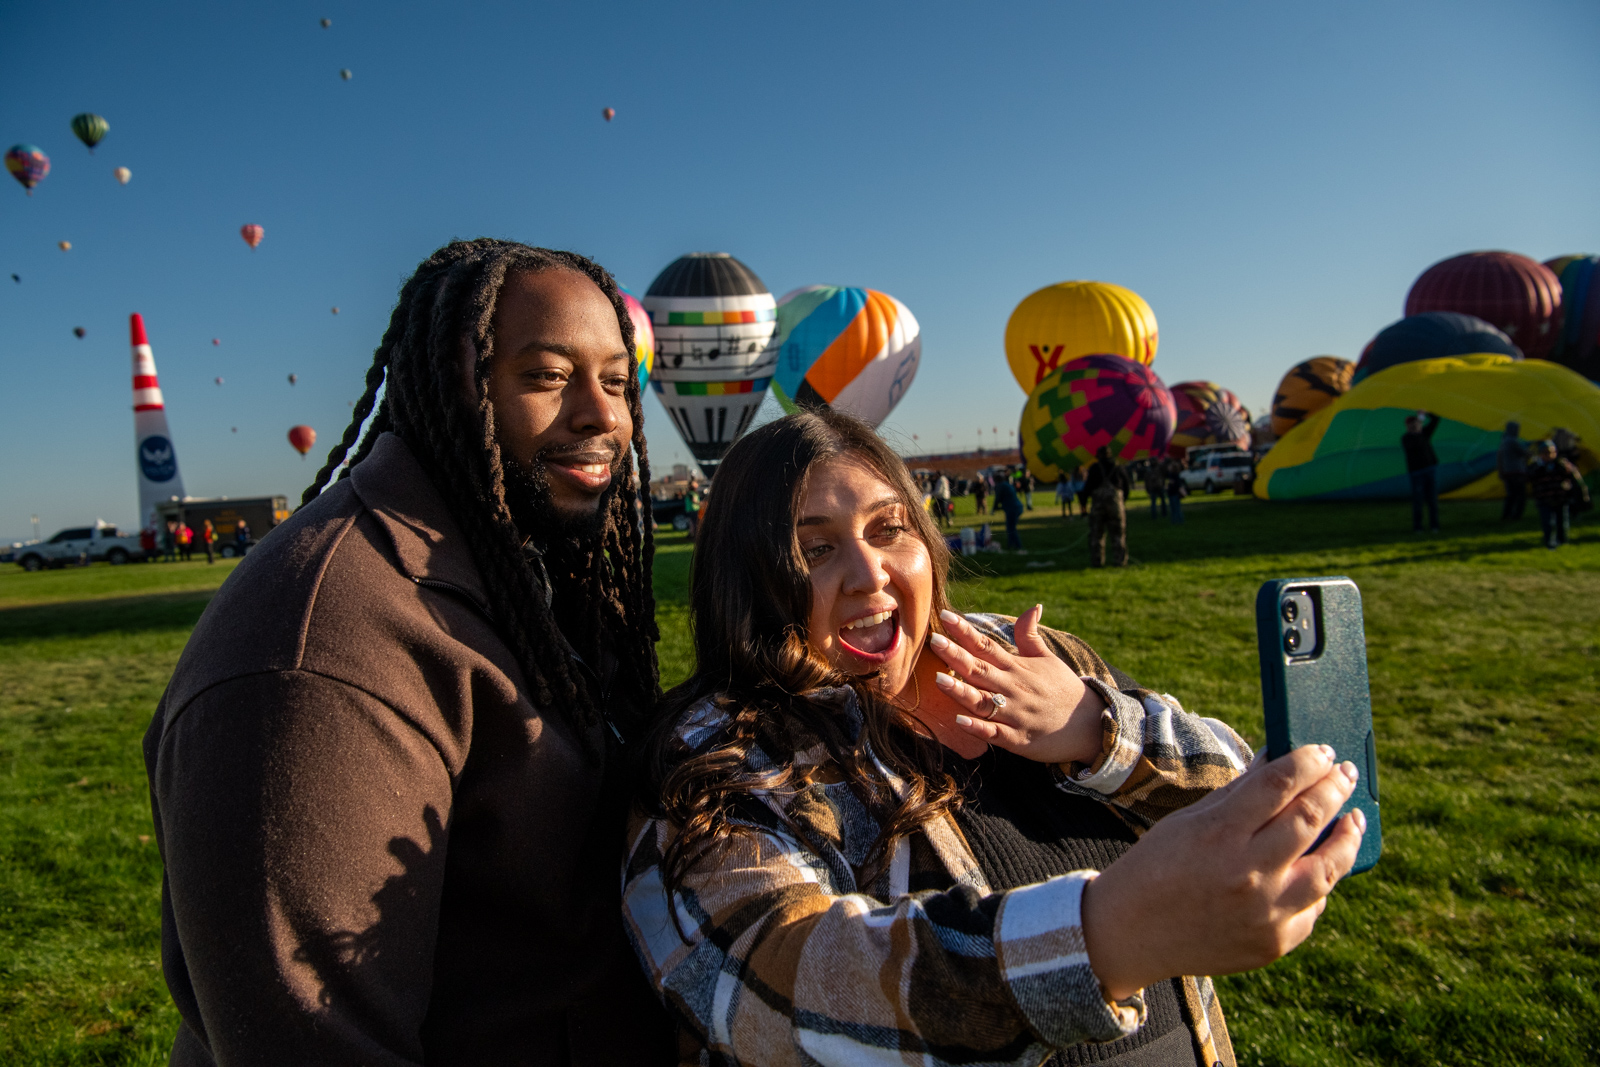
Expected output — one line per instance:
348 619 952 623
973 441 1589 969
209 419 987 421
143 241 675 1066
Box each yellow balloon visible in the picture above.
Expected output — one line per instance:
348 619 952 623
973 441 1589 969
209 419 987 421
1004 281 1158 393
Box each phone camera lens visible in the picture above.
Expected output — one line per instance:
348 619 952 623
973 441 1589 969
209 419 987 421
1281 599 1298 623
1283 629 1301 654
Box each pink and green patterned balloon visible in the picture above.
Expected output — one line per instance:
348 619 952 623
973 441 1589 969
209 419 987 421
1021 354 1176 481
5 145 50 194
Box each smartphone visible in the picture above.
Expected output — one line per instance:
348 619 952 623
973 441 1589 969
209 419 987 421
1255 577 1382 874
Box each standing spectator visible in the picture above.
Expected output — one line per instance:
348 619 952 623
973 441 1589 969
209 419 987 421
1143 461 1168 519
933 471 952 527
1083 446 1132 567
973 474 988 515
1165 457 1187 525
163 519 179 563
1401 411 1441 533
1528 440 1588 549
683 479 703 542
991 473 1024 550
1066 466 1087 519
1019 468 1035 510
1497 421 1528 521
1055 473 1074 518
178 520 195 561
234 519 251 555
140 524 158 561
201 519 217 565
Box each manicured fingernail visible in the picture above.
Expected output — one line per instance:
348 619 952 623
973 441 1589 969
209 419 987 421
939 609 962 627
955 714 973 727
1353 808 1367 832
929 633 949 650
933 672 956 689
1340 760 1359 783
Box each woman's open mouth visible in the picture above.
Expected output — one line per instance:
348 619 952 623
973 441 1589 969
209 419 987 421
837 608 901 662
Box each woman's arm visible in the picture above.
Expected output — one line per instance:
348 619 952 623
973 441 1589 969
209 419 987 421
622 812 1139 1067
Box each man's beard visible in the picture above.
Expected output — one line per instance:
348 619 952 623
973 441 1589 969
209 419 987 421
501 449 620 546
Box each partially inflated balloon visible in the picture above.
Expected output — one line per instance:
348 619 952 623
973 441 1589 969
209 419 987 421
240 224 264 249
1257 355 1600 500
1168 382 1250 458
1271 357 1354 436
6 145 50 194
1020 355 1176 481
1405 251 1561 360
113 166 131 184
288 425 317 456
1004 281 1157 392
1354 312 1519 384
70 113 108 152
618 286 654 387
770 286 921 426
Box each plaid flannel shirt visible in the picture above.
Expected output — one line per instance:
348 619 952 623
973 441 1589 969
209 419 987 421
624 614 1254 1067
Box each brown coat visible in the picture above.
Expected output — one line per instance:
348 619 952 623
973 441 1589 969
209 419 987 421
143 433 674 1066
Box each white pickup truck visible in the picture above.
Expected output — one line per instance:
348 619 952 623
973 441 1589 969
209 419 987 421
8 523 148 570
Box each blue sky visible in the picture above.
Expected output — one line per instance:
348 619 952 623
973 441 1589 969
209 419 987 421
3 0 1596 541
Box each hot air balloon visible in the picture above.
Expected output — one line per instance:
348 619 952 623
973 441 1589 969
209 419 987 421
643 253 779 472
10 275 18 283
1545 255 1600 382
240 224 264 250
113 166 131 184
617 286 654 387
288 425 317 456
70 113 109 153
1270 357 1355 437
603 107 615 121
58 241 71 251
214 377 224 385
231 427 238 433
769 286 921 427
1004 281 1158 393
1354 312 1520 384
73 327 86 338
320 17 332 27
340 69 353 80
1168 382 1250 458
211 338 220 346
1257 355 1600 500
5 145 50 194
287 373 298 386
331 306 340 315
1405 252 1562 360
1020 355 1176 482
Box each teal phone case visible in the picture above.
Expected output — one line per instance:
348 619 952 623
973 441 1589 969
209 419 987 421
1255 577 1382 873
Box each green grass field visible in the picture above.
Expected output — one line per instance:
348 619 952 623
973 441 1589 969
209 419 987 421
2 490 1595 1064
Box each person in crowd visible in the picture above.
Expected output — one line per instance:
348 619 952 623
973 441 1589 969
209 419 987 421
683 477 702 541
933 470 953 527
1528 440 1587 549
1402 411 1441 533
973 473 989 515
1142 460 1168 520
200 519 216 565
143 240 674 1066
1055 472 1074 518
625 409 1364 1067
1165 457 1188 525
177 520 195 562
1497 421 1527 521
140 524 158 561
233 518 251 554
163 519 179 563
1067 464 1088 519
992 468 1025 549
1084 445 1132 567
1018 467 1036 510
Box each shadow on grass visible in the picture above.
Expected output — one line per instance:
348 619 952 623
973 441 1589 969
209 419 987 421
0 590 216 644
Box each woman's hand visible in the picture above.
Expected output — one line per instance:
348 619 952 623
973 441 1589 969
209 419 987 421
926 606 1107 765
1080 744 1366 1001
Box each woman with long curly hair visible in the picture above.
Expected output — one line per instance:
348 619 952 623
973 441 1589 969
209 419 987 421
625 408 1366 1067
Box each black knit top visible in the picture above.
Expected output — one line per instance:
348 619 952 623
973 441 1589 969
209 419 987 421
951 747 1202 1067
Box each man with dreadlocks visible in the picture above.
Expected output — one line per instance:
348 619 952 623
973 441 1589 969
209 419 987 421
143 240 676 1066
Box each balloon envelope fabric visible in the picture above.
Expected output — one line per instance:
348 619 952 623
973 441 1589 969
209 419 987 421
1004 281 1158 393
1020 354 1175 482
1271 357 1354 437
770 286 921 427
1404 251 1562 360
1255 355 1600 501
618 287 654 387
1353 312 1520 384
1168 381 1250 458
1549 256 1600 381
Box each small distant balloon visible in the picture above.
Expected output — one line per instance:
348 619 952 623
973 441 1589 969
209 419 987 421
320 17 331 27
6 145 50 194
10 274 19 283
231 427 238 433
211 338 220 346
603 107 615 121
340 69 353 80
113 166 131 184
330 306 340 314
73 327 86 338
214 376 224 385
288 425 316 456
240 224 264 249
70 113 109 153
58 240 71 251
288 373 298 386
